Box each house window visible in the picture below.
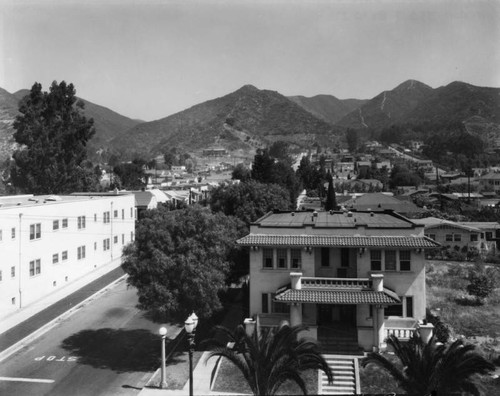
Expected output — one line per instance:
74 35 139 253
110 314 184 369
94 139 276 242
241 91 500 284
486 232 493 240
62 251 68 261
321 248 330 267
262 293 269 313
62 218 68 228
11 266 15 278
52 253 59 264
470 234 479 242
103 212 110 224
77 216 86 229
11 227 15 239
77 246 86 260
341 248 349 267
291 249 301 269
453 234 461 242
400 250 411 271
406 296 414 317
277 249 287 268
426 233 436 240
385 250 397 271
114 235 118 244
271 293 290 314
370 250 382 271
29 259 41 277
445 234 453 242
53 220 59 230
385 303 403 317
29 223 41 240
263 248 273 268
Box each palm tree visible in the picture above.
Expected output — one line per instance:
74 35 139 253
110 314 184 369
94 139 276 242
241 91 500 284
204 322 333 395
361 332 494 396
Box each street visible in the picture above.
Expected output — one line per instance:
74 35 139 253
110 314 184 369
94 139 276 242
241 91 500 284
0 279 175 396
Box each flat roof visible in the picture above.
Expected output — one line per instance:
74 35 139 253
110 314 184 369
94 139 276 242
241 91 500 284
0 193 132 209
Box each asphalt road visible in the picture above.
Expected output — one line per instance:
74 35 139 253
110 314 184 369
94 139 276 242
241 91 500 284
0 279 169 396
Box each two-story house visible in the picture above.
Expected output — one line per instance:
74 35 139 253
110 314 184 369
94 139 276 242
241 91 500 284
237 210 440 352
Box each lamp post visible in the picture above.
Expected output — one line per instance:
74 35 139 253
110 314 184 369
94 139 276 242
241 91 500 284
159 327 168 389
185 312 198 396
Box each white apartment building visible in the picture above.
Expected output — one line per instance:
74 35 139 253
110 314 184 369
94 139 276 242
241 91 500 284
0 193 135 320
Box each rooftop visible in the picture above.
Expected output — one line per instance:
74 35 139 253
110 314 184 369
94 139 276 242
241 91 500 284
0 193 131 209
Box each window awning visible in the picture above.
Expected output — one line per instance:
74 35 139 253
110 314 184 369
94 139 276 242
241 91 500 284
274 288 401 305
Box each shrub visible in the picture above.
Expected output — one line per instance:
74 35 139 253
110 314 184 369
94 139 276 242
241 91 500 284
467 272 495 301
426 309 454 343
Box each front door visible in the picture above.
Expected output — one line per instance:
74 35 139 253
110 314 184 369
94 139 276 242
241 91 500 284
339 305 357 326
318 304 333 325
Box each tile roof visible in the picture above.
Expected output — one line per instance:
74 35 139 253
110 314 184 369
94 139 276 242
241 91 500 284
237 234 440 248
275 289 400 304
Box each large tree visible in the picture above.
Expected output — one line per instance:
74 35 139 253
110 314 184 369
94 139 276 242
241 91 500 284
205 323 333 395
324 174 337 211
210 180 291 224
113 159 147 190
362 333 494 396
121 205 246 320
11 81 99 194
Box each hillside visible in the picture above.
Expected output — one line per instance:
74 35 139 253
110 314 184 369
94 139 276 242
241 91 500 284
288 94 367 124
0 88 143 162
112 85 343 158
336 80 434 130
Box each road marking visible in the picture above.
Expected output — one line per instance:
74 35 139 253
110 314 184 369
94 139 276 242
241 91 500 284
0 377 54 383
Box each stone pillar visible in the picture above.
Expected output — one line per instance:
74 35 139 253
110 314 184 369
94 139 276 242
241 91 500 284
290 303 303 326
244 318 256 336
372 305 386 351
418 323 434 343
290 272 302 290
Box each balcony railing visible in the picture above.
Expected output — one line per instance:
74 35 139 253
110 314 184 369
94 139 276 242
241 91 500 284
301 277 372 289
385 327 416 340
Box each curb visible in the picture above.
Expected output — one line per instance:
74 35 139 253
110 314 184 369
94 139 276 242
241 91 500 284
0 274 128 363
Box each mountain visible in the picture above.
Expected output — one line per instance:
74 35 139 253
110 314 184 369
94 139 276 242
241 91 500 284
0 88 143 162
111 85 342 158
287 94 367 124
336 80 434 130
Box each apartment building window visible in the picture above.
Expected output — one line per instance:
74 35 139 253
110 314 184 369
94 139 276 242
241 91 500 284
77 246 86 260
130 207 133 218
11 227 15 239
263 248 273 268
321 248 330 267
94 242 97 250
114 210 118 218
385 250 397 271
11 266 15 278
103 211 110 224
53 220 59 231
122 209 125 219
114 235 118 244
370 250 382 271
52 253 59 264
62 218 68 228
277 249 287 268
94 213 97 222
29 223 41 240
445 234 453 242
77 216 86 229
131 232 134 241
12 297 15 305
470 234 479 242
399 250 411 271
0 229 2 241
29 259 41 277
291 249 301 269
453 234 461 242
0 270 2 281
62 251 68 261
103 238 110 251
122 234 125 244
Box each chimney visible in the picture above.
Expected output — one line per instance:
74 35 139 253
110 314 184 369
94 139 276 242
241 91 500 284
290 272 303 290
371 273 384 291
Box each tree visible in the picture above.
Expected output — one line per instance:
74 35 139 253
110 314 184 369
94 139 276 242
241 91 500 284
324 174 337 211
210 180 291 224
269 141 292 165
121 205 246 321
232 164 251 182
10 81 99 194
467 271 495 303
205 323 333 395
113 160 147 190
362 333 494 396
346 128 359 153
251 149 275 183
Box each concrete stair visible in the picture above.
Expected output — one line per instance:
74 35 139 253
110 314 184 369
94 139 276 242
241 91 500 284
320 355 359 395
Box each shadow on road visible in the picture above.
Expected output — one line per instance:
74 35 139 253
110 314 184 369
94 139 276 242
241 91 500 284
61 328 166 372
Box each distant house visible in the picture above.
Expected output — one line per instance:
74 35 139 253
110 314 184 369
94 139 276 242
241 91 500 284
203 148 227 157
342 192 425 216
479 172 500 194
132 189 171 218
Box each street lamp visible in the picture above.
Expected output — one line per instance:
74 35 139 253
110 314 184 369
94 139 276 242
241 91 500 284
159 326 168 389
185 312 198 396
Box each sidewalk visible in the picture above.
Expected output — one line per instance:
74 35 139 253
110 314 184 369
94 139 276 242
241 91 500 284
138 289 246 396
0 258 124 356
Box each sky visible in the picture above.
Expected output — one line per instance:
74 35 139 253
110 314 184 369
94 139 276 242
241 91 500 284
1 0 499 121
